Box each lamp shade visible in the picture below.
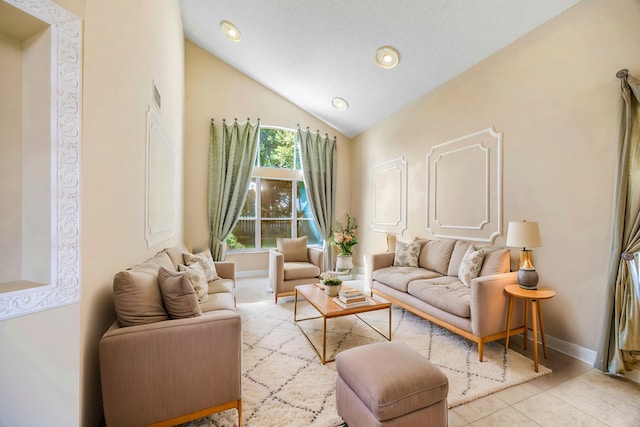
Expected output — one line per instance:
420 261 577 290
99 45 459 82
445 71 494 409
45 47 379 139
506 221 541 249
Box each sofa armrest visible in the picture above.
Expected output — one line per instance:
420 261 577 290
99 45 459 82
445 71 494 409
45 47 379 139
99 311 241 427
308 247 324 270
371 252 395 271
470 272 523 337
215 261 235 281
269 250 284 292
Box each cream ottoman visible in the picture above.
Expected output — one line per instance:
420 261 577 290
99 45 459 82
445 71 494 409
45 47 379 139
335 342 448 427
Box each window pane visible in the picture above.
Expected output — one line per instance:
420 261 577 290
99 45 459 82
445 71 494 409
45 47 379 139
261 220 290 248
228 220 255 249
294 137 302 170
240 178 257 217
258 128 296 169
296 181 314 218
261 179 292 218
298 219 321 245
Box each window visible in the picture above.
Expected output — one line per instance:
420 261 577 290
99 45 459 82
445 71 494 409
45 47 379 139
227 128 321 251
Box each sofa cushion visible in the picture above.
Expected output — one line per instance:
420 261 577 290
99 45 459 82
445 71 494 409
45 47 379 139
372 267 442 293
178 263 209 303
207 278 235 294
459 247 485 287
393 241 421 267
447 240 475 277
158 267 202 319
283 262 320 280
276 236 309 262
112 250 175 327
199 292 236 312
184 249 220 281
480 248 511 276
416 238 456 275
408 277 471 318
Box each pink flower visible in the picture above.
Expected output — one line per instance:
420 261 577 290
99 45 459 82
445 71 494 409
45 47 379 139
334 232 344 243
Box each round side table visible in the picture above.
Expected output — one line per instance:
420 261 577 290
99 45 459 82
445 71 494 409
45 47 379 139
504 284 556 372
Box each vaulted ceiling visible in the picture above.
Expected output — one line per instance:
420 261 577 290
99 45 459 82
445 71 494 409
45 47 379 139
180 0 580 138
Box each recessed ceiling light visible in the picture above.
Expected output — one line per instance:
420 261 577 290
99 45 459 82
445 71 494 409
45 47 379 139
332 97 349 111
375 46 400 69
221 20 241 42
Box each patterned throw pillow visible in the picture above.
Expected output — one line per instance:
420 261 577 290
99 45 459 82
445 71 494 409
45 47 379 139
178 263 209 303
458 246 485 287
184 249 220 281
393 241 421 267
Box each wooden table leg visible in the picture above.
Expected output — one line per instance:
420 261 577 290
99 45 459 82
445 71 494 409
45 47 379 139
538 299 548 359
388 305 392 340
505 295 514 349
531 299 539 372
322 316 327 365
523 298 529 350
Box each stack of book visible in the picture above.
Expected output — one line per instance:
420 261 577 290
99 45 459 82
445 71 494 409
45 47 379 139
333 289 372 308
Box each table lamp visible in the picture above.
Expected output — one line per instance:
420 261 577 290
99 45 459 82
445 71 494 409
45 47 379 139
506 220 542 289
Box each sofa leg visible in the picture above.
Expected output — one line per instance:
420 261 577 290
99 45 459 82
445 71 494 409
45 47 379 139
238 398 243 427
478 340 484 362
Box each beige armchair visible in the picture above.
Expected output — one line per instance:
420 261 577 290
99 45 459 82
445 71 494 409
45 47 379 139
269 236 324 302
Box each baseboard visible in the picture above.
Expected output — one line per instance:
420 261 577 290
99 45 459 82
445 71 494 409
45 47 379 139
544 334 597 366
236 269 268 278
511 331 596 366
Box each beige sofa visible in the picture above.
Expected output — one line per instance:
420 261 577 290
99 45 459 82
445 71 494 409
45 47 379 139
371 238 525 361
99 246 242 427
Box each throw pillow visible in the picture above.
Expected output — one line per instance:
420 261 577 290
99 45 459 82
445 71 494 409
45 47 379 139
178 263 209 303
480 248 511 276
393 241 421 267
158 267 202 319
184 249 220 281
112 250 174 327
276 236 309 262
458 246 485 287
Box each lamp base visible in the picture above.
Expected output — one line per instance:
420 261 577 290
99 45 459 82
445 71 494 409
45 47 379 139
518 269 538 290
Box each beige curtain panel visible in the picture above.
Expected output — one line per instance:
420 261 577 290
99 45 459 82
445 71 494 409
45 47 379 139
596 70 640 377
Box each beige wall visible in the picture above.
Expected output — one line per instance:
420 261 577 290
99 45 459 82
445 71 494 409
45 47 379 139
350 0 640 357
0 26 52 285
184 41 352 271
1 0 185 426
0 32 23 282
81 0 185 425
22 28 52 283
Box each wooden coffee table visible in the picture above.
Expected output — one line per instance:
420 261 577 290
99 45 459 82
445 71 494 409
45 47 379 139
294 283 392 364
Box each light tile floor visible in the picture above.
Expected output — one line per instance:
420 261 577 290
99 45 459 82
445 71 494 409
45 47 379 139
235 275 640 427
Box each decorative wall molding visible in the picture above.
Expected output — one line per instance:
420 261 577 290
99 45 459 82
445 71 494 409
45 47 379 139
426 128 502 243
145 105 176 248
370 157 407 234
0 0 81 320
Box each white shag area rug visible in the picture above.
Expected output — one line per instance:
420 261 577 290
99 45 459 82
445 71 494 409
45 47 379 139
180 299 550 427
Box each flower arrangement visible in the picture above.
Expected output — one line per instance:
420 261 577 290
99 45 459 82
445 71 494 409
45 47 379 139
328 214 358 256
320 272 343 287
